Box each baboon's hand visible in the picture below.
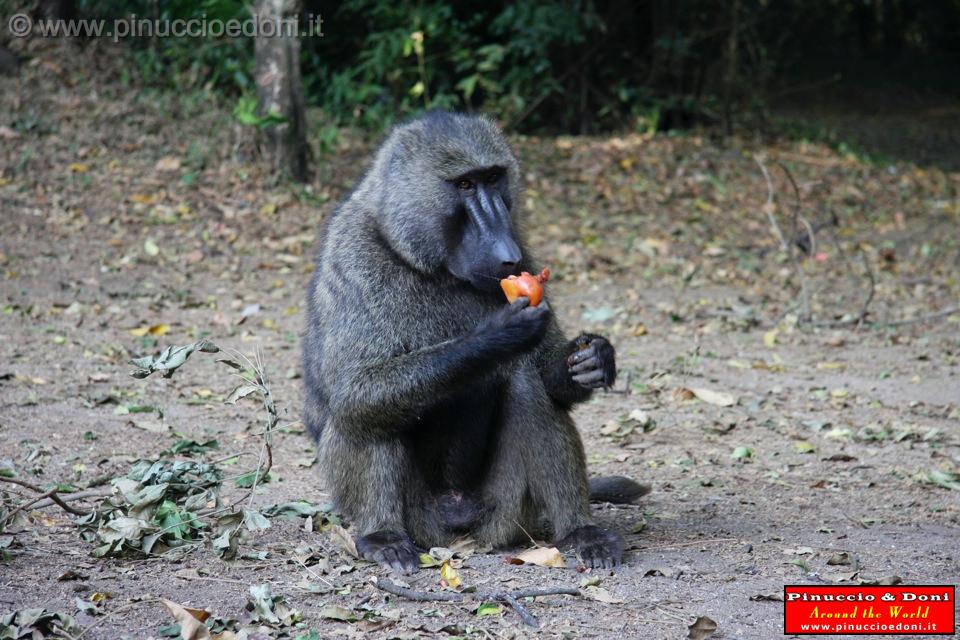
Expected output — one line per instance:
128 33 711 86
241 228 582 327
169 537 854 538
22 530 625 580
567 334 616 388
474 297 551 353
355 530 420 573
559 524 624 569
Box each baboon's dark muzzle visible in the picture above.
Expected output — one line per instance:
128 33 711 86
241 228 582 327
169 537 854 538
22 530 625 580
464 185 522 278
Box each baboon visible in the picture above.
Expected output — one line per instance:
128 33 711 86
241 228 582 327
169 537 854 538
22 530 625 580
304 111 644 571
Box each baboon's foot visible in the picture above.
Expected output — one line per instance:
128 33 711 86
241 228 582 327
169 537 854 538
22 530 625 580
559 524 624 569
356 530 419 573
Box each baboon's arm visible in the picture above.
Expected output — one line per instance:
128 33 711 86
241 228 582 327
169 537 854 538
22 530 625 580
324 339 481 435
324 301 548 436
535 320 617 407
534 322 595 407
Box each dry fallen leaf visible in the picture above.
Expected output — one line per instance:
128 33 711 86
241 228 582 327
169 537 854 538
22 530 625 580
328 524 358 558
584 585 624 603
155 156 182 172
131 193 159 205
129 324 170 337
687 615 718 640
763 328 779 348
672 387 696 402
690 387 737 407
508 546 566 568
161 599 211 640
439 560 461 589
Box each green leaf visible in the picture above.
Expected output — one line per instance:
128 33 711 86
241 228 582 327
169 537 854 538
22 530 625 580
233 96 290 129
225 384 259 404
98 516 152 545
793 441 816 454
154 500 199 540
114 404 161 415
247 584 281 625
732 446 754 460
456 74 479 100
74 597 102 616
243 509 271 532
235 469 270 488
475 602 502 617
916 469 960 491
131 483 168 509
163 439 219 456
261 501 330 519
129 340 219 379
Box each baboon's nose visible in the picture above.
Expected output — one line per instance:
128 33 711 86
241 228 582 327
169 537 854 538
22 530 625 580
493 239 522 276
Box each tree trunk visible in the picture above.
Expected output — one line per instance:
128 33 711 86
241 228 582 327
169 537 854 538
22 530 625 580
252 0 309 182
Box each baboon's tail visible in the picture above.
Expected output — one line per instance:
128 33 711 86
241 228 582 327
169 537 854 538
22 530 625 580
588 476 651 504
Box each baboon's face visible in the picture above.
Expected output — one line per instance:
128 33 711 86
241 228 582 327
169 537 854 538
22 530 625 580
444 166 522 292
374 113 524 284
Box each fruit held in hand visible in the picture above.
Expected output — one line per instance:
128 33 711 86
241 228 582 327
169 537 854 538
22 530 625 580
500 268 550 306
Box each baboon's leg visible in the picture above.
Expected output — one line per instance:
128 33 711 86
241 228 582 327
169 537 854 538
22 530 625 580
475 365 591 545
476 365 624 567
318 428 444 571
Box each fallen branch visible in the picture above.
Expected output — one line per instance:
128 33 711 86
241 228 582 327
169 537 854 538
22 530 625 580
822 305 960 329
854 250 876 328
752 154 788 251
0 476 90 523
776 161 812 322
372 577 580 628
639 537 739 551
881 305 959 327
30 488 113 511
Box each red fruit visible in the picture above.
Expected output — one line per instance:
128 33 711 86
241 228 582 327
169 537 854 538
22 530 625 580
500 268 550 306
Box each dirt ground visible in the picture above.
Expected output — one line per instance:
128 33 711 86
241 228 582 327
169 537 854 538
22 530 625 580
1 40 958 639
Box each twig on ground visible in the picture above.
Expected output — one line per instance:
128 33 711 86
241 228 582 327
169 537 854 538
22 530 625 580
853 248 876 328
293 556 337 590
752 154 788 251
842 513 869 530
639 537 739 551
776 161 812 322
497 592 538 628
30 488 113 510
75 598 160 640
225 347 277 514
877 305 959 328
811 223 877 329
856 305 960 327
0 476 90 523
372 577 580 628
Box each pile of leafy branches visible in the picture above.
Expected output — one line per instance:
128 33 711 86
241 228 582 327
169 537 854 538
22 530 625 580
1 339 292 561
76 458 224 557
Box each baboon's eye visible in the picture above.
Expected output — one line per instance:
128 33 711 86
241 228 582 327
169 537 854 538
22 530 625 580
485 171 501 184
456 179 475 191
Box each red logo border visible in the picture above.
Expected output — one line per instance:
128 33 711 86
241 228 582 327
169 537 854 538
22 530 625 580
783 584 957 636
